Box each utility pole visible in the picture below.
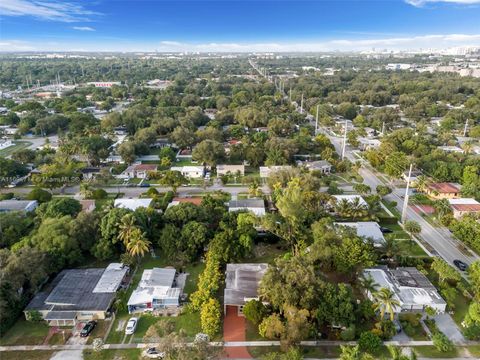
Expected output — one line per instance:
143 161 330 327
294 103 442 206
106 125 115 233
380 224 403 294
315 105 319 135
341 119 348 160
463 119 469 137
300 93 304 114
401 163 413 223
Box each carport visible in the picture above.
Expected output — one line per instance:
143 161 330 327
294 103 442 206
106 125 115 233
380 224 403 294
45 311 77 327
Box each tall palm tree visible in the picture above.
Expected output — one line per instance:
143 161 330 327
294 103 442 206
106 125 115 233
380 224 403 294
350 197 369 220
373 287 401 321
359 274 379 294
414 175 429 193
340 345 362 360
248 181 263 198
118 213 137 247
126 228 151 258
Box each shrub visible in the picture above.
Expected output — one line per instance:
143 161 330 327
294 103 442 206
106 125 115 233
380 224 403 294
432 332 454 352
463 324 480 340
200 298 221 338
340 325 356 341
243 299 268 325
25 310 43 322
26 188 52 203
358 331 382 354
375 320 396 340
0 192 14 200
90 188 107 200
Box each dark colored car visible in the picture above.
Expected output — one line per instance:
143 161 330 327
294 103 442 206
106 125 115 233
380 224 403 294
80 320 97 337
453 260 468 271
139 183 150 187
380 227 393 234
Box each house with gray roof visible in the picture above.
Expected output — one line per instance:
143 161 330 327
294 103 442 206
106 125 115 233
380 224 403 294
25 263 129 326
0 200 38 213
228 198 266 216
224 263 268 316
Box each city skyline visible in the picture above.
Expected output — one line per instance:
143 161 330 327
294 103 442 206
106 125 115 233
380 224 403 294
1 0 480 52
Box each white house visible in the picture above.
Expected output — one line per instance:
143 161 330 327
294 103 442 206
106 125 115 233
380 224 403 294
127 268 181 313
123 164 157 179
170 166 204 179
335 222 386 247
259 166 292 178
228 199 266 217
438 145 464 154
448 198 480 219
362 267 447 314
358 138 381 151
114 198 153 211
0 139 13 150
304 160 332 174
0 200 38 213
217 164 245 177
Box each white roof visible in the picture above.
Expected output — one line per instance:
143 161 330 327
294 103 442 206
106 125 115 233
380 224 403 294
127 268 179 306
333 195 368 207
114 198 153 211
335 222 385 246
171 166 203 172
93 263 128 293
448 198 480 205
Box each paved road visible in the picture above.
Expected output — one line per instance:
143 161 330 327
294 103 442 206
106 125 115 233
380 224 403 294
309 118 479 267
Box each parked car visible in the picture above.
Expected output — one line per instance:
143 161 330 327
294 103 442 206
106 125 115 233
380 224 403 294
80 320 97 337
380 227 393 234
142 347 165 359
453 259 468 271
125 317 138 335
139 183 150 187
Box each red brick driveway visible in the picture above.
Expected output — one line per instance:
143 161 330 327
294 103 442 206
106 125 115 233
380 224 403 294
223 305 252 359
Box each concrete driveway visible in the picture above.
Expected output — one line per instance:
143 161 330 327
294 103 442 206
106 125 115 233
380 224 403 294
434 314 466 343
50 350 83 360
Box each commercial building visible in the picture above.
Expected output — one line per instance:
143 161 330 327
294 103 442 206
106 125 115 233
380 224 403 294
228 199 266 217
425 183 461 200
25 263 129 326
127 268 181 313
362 267 447 314
224 263 268 316
0 200 38 213
448 198 480 219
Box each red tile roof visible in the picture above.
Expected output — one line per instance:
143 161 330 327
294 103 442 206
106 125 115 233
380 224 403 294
451 204 480 212
172 197 203 206
427 182 460 194
134 164 157 171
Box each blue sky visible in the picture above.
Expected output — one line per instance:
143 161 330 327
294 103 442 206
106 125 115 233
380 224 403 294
1 0 480 51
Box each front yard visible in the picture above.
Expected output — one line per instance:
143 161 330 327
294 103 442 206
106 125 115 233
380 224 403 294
0 318 49 346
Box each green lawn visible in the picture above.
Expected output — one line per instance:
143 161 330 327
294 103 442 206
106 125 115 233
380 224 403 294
245 320 263 341
0 140 32 157
86 320 110 344
0 351 54 360
248 346 342 359
468 345 480 357
0 318 49 346
414 345 459 358
83 349 141 360
382 201 401 218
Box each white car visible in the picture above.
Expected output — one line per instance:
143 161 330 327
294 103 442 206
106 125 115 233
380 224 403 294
142 347 165 359
125 317 138 335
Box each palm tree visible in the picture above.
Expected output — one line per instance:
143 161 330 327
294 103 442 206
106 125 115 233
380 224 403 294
340 345 362 360
383 235 399 259
126 228 151 258
248 181 263 198
349 197 369 220
373 287 401 321
359 274 379 294
118 213 137 247
414 175 429 193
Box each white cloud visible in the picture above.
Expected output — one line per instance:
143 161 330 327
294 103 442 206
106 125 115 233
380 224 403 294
72 26 95 31
0 0 100 22
0 40 37 51
405 0 480 7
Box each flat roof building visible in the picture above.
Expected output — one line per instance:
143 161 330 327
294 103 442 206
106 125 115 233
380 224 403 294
228 198 266 217
363 267 446 314
25 263 128 326
335 221 386 247
114 198 153 211
224 263 268 316
0 200 38 213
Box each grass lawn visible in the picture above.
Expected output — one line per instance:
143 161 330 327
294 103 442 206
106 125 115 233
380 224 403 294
106 254 204 344
248 346 343 359
83 349 142 360
382 201 401 218
468 345 480 357
245 320 263 341
48 331 71 345
86 320 110 344
0 351 54 360
0 141 32 157
451 288 470 327
248 346 281 358
414 345 459 358
252 243 286 264
0 318 49 346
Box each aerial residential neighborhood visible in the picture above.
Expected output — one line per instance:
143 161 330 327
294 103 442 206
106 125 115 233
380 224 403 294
1 1 480 360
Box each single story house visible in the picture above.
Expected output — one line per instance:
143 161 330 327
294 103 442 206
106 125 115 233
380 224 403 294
332 195 368 207
259 166 292 178
80 167 101 180
224 263 268 316
362 267 447 314
217 164 245 177
167 197 203 209
0 139 13 150
438 146 464 154
176 149 193 162
127 268 181 313
0 200 38 213
170 166 204 179
25 263 129 326
303 160 332 174
448 198 480 219
114 198 153 211
358 138 381 151
228 199 266 217
335 221 386 247
425 183 461 200
123 164 158 179
80 200 96 213
150 138 172 149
